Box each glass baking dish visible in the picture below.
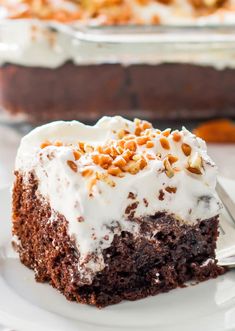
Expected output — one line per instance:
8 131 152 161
0 18 235 125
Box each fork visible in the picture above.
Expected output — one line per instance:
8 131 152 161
216 180 235 268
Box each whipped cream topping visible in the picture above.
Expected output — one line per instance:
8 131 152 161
15 116 221 283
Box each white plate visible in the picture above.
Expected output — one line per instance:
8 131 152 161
1 181 235 331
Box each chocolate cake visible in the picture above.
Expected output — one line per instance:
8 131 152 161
12 116 225 307
1 62 235 123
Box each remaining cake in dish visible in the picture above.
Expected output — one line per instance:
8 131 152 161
1 1 235 123
12 116 225 307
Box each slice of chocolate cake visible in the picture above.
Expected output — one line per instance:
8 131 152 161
12 116 225 307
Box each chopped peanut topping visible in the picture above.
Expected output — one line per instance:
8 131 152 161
84 143 94 153
40 140 52 149
39 118 202 190
99 154 113 167
82 169 94 177
160 137 170 150
162 128 171 137
146 141 154 148
108 166 123 176
113 156 127 168
118 129 129 139
181 143 192 156
102 146 112 155
67 160 78 173
134 127 142 136
96 172 116 187
136 136 149 146
78 142 85 153
186 153 203 175
73 150 81 161
122 150 134 162
163 157 174 178
141 120 152 130
146 153 156 160
168 154 178 164
124 140 137 152
172 131 181 142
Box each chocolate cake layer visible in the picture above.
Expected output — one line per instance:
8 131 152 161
1 62 235 124
12 171 225 307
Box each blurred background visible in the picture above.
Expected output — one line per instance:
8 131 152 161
0 0 235 189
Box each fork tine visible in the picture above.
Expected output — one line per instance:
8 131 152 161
216 180 235 225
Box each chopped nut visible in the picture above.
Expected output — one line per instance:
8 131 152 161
78 142 85 153
124 140 137 152
146 141 154 148
132 154 141 161
163 158 174 178
99 154 113 168
138 156 147 170
181 143 192 156
162 128 171 137
108 165 123 177
141 120 152 130
88 177 97 192
111 145 122 157
160 137 170 150
124 134 136 141
96 172 116 187
84 144 94 153
81 168 94 177
172 131 181 142
134 118 141 126
113 156 127 168
122 150 134 162
125 160 140 175
187 152 203 175
135 126 142 136
102 146 112 155
167 154 178 164
144 129 153 136
116 146 124 155
136 136 149 145
40 140 51 149
117 139 125 149
118 129 129 139
73 150 81 161
92 153 100 165
96 145 104 154
146 153 156 160
67 160 77 173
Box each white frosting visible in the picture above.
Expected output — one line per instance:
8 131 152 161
15 116 221 283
